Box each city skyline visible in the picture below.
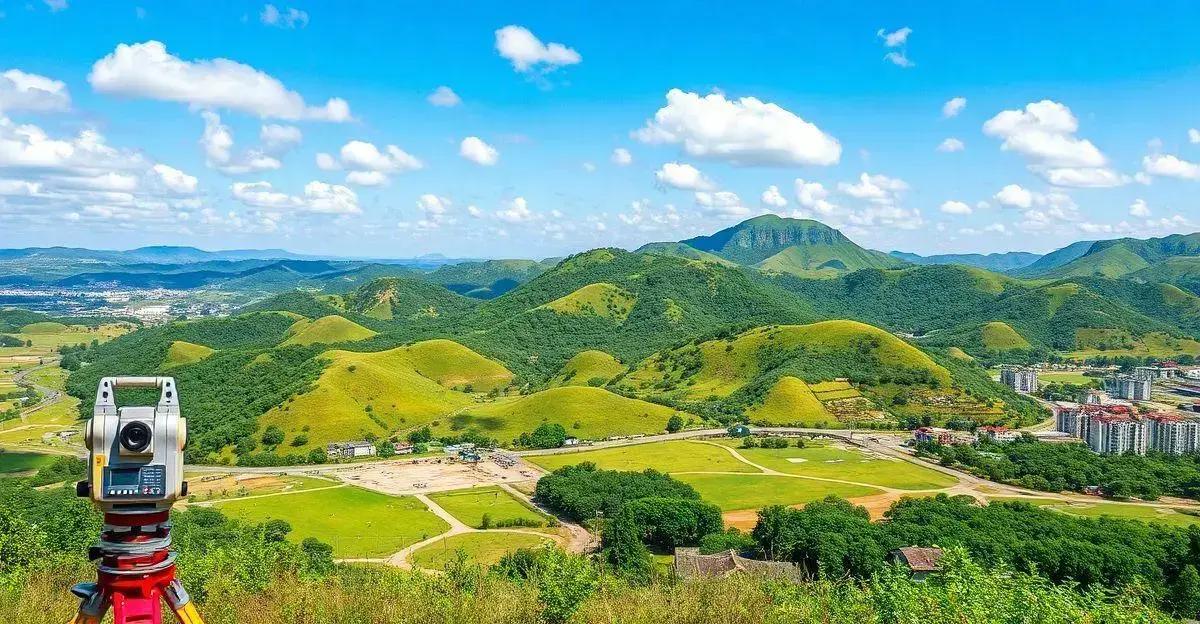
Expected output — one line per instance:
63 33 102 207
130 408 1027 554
1 1 1199 258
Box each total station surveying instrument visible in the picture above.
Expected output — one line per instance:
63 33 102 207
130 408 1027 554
69 376 206 624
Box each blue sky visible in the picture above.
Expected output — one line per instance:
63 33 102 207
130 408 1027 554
1 0 1198 258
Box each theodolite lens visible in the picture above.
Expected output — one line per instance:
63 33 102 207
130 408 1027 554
119 421 153 453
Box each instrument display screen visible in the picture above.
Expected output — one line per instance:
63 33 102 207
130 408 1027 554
107 467 141 486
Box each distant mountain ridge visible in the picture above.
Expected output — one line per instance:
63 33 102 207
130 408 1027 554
1018 233 1200 279
889 250 1042 272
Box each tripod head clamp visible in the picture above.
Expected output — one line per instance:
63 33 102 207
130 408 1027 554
79 376 188 514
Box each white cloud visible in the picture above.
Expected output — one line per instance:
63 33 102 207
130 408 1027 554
150 164 197 194
259 124 302 153
982 100 1125 187
466 205 482 218
838 173 908 205
315 152 338 171
1142 153 1200 181
231 180 360 214
655 162 715 191
877 26 912 47
694 191 749 218
416 194 449 216
633 89 841 166
260 4 308 28
581 162 596 172
494 26 581 73
1190 128 1200 144
345 170 387 186
199 111 280 175
611 147 632 166
89 41 351 121
1129 198 1151 217
43 0 67 12
942 97 966 118
459 136 499 166
939 200 972 215
0 116 143 173
793 179 837 215
496 197 533 223
984 223 1009 234
936 138 964 153
616 199 681 231
427 86 461 107
993 184 1035 209
761 185 787 208
883 52 914 68
0 70 70 113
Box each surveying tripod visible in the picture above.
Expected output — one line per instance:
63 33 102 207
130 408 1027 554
69 510 205 624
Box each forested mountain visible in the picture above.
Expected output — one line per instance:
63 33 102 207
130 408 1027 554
648 215 906 277
1020 233 1200 279
889 250 1042 272
422 258 559 298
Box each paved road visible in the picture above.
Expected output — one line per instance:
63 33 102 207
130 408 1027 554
11 359 64 419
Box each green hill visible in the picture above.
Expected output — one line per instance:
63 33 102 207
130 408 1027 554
338 277 476 321
550 350 626 387
257 340 512 451
281 315 378 346
163 340 215 368
676 214 905 274
744 376 833 426
539 283 635 320
1025 233 1200 279
449 386 687 443
635 242 737 266
1011 240 1096 277
19 321 70 334
1128 257 1200 297
980 322 1033 350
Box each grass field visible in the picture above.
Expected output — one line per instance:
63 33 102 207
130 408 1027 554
448 386 687 443
714 440 958 490
410 531 552 570
281 315 378 346
163 340 215 369
991 497 1200 528
675 473 879 511
1 323 130 350
550 350 625 387
214 486 449 558
257 339 515 453
745 377 832 426
527 440 758 474
981 322 1032 350
428 486 547 528
1038 371 1099 385
1066 331 1200 359
0 450 56 474
539 283 635 321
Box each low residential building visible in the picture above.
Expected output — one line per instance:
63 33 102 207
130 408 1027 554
914 427 975 446
392 442 414 455
673 548 804 581
889 547 945 581
326 440 377 459
563 437 580 446
1000 365 1038 394
1104 374 1152 401
978 425 1019 442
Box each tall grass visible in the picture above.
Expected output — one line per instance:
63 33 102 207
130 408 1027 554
2 550 1176 624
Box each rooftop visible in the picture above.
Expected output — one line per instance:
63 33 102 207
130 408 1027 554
891 547 944 573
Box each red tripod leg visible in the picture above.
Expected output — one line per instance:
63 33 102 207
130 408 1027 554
111 586 164 624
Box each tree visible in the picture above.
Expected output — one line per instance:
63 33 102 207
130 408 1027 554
261 426 285 447
307 448 327 464
525 423 568 449
263 519 292 542
377 440 395 458
1167 565 1200 619
290 433 309 447
621 497 722 548
666 414 684 433
602 512 653 584
407 426 433 444
700 528 756 554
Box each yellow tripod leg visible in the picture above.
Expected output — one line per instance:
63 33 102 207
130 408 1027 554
164 579 206 624
68 582 106 624
69 614 103 624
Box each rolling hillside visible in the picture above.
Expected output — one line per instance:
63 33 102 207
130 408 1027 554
335 277 476 321
1021 233 1200 279
163 340 215 368
889 250 1042 272
448 386 688 443
257 340 512 451
423 258 558 299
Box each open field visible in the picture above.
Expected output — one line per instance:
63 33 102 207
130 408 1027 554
675 473 879 511
449 386 686 443
1038 371 1100 385
712 439 958 490
164 340 215 368
990 497 1200 528
213 486 449 558
428 486 548 528
981 321 1032 350
527 440 757 474
184 473 334 502
1 323 130 350
281 315 378 346
0 450 56 474
550 350 625 387
1066 330 1200 359
410 531 552 570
